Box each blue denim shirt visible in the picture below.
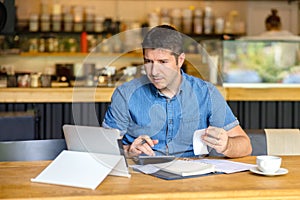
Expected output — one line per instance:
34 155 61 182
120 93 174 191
102 72 239 157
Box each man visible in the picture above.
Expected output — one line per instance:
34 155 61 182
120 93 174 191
102 25 252 158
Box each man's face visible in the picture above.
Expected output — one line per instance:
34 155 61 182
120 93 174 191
143 48 185 96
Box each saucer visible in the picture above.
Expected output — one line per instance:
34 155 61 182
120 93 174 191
250 167 288 176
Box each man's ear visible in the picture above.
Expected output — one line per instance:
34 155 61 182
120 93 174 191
178 53 186 68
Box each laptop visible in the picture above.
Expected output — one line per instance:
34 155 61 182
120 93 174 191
63 124 123 156
62 124 130 177
31 125 130 189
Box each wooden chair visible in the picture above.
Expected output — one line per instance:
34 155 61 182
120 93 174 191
209 129 267 157
0 139 67 161
209 129 300 156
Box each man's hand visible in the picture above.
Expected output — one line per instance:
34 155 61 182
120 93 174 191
124 135 159 157
201 126 229 154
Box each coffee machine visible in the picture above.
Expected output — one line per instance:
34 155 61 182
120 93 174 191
55 63 74 86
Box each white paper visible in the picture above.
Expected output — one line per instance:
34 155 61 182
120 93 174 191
131 160 215 176
109 156 131 177
195 159 256 174
132 159 255 175
31 150 126 190
130 164 161 174
193 129 209 155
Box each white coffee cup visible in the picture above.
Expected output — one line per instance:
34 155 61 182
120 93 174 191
256 155 282 173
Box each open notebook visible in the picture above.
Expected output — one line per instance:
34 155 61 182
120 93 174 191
153 160 215 177
31 125 130 189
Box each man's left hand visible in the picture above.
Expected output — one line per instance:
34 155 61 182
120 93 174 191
201 126 229 154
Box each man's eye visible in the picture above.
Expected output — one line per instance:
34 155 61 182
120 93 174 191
144 59 151 63
159 60 168 64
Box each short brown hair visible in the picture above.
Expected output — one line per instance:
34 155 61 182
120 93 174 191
142 25 184 56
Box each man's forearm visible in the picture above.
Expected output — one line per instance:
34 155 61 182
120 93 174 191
222 136 252 158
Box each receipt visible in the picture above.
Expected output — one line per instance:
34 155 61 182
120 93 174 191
193 129 209 155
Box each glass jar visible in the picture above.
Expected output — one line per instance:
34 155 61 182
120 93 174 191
0 70 7 87
94 16 104 32
63 5 73 32
40 13 50 32
171 9 182 31
182 8 193 34
29 38 38 53
73 6 83 32
18 74 30 87
204 6 214 34
52 14 61 32
30 73 40 88
52 4 62 32
193 9 203 34
29 14 39 32
85 6 94 32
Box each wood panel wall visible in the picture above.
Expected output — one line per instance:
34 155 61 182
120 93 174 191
0 101 299 140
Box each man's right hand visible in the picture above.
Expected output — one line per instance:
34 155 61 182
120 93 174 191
124 135 159 157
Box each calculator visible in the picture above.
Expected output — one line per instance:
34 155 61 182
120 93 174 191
133 155 176 165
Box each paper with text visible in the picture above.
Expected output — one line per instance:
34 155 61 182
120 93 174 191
196 159 256 174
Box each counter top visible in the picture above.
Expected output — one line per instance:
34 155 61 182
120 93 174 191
0 84 299 103
0 87 114 103
224 84 300 101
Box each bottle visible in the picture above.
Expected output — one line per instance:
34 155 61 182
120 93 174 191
81 32 88 53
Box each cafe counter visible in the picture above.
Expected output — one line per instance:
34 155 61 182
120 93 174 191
0 84 299 139
0 84 300 102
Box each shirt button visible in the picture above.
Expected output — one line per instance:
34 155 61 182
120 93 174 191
169 119 173 124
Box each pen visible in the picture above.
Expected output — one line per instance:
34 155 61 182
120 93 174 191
140 138 147 145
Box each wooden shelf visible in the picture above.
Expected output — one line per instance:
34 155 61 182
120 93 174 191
19 51 143 57
0 87 114 103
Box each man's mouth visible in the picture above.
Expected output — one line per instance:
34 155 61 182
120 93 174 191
152 77 163 83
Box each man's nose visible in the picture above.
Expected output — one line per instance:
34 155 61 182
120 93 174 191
151 62 160 75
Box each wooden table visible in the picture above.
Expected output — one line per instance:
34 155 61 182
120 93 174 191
1 156 300 200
